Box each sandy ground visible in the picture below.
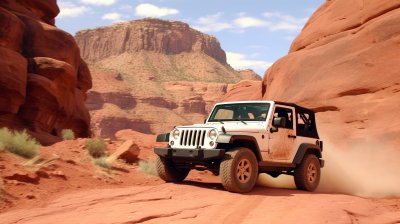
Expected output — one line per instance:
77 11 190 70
1 182 400 224
1 137 399 224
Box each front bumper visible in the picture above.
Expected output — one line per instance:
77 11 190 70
154 147 225 159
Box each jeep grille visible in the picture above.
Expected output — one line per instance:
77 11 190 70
179 129 207 147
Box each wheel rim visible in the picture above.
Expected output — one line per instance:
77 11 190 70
236 159 251 183
307 163 317 183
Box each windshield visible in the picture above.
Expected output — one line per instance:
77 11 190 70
208 103 271 122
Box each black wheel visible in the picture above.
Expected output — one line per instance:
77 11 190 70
294 154 321 191
220 147 258 193
156 156 189 182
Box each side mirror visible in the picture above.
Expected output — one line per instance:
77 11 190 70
270 117 286 133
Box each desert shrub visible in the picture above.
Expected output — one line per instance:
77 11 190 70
121 139 127 144
0 127 40 158
61 129 75 140
138 159 158 176
94 156 111 168
85 139 107 158
93 155 117 169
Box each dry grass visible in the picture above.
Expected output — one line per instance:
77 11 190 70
0 127 40 158
93 155 117 169
138 158 158 176
85 139 107 158
61 129 75 140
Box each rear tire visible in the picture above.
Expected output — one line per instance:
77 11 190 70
294 154 320 191
220 147 258 193
156 156 189 182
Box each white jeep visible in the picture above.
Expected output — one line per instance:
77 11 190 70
154 101 324 193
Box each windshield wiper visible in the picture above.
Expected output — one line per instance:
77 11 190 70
217 119 224 124
234 118 247 125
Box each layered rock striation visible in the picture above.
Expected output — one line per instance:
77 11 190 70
0 0 92 144
258 0 400 146
76 18 260 139
75 18 226 63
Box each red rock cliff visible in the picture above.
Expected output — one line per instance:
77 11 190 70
0 0 92 144
260 0 400 146
75 18 227 63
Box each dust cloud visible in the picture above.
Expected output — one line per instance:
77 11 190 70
256 138 400 198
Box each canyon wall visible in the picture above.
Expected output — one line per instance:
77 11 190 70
258 0 400 147
75 18 261 139
0 0 92 144
75 18 226 63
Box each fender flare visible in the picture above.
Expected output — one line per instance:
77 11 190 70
156 133 170 142
292 143 322 164
216 134 263 161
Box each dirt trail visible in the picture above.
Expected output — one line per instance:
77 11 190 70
1 181 399 224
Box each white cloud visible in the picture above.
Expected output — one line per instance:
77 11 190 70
234 17 270 28
237 12 246 17
197 12 224 24
102 12 124 22
58 2 91 18
80 0 116 5
192 23 233 32
262 12 309 32
192 12 233 32
226 52 273 70
250 53 260 58
135 3 179 17
120 4 133 11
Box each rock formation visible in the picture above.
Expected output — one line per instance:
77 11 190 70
75 18 227 63
75 18 260 139
0 0 92 144
255 0 400 147
237 69 262 81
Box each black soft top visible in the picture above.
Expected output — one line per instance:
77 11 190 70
274 101 319 139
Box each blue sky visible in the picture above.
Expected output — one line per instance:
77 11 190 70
56 0 325 76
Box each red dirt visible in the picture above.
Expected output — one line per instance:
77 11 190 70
0 137 218 214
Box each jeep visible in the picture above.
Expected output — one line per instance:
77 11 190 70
154 101 324 193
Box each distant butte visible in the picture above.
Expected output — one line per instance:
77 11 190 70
75 18 261 140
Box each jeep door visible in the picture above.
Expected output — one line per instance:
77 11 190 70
268 105 297 162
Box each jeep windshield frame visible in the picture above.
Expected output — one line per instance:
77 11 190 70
208 103 271 122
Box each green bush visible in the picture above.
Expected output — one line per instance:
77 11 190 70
85 139 107 158
0 127 40 158
61 129 75 140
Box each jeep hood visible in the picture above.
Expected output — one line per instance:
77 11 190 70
178 124 260 133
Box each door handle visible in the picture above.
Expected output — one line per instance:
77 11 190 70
288 135 296 138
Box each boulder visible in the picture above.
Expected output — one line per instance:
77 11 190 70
111 140 140 163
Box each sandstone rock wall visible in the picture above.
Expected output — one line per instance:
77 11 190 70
260 0 400 146
75 18 227 63
0 0 92 144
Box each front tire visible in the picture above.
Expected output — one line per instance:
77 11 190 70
156 156 189 182
294 154 321 191
220 147 258 193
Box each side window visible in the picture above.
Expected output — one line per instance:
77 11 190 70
273 107 294 129
297 112 313 131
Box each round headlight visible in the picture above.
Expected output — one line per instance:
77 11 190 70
172 129 180 140
209 129 217 140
